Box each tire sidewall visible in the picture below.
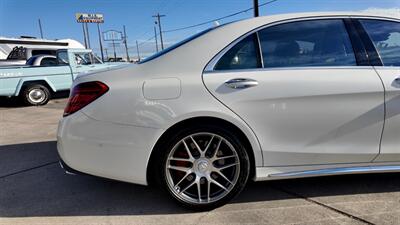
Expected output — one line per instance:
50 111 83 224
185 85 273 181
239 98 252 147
158 124 250 210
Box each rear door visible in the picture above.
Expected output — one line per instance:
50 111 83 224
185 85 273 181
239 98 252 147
357 19 400 162
203 18 385 166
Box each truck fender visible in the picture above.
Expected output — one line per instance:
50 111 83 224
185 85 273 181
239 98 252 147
15 77 57 96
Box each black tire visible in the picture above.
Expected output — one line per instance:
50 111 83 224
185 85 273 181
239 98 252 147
22 84 51 106
157 124 250 210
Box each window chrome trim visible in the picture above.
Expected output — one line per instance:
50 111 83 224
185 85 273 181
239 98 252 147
204 15 399 73
203 66 374 75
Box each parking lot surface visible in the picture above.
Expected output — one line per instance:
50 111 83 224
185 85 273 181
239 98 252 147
1 98 400 225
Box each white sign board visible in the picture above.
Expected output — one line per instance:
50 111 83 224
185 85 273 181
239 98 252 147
103 30 123 41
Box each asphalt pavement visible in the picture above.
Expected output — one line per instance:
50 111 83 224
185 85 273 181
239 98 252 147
1 97 400 225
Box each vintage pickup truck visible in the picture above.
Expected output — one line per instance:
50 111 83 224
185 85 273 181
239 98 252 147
0 48 127 105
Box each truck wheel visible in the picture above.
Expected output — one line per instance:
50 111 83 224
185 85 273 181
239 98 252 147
22 84 51 106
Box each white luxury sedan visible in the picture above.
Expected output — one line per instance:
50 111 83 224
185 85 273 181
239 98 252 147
57 12 400 209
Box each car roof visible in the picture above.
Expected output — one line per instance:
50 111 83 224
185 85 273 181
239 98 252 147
246 11 399 22
225 11 399 30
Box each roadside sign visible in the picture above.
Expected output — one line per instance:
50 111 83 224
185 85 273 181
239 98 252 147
103 30 123 41
76 13 104 23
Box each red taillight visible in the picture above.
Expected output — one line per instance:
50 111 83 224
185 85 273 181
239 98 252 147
63 81 109 117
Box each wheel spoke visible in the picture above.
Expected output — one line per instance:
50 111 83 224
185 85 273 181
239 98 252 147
217 162 239 171
168 165 190 173
180 180 196 193
211 138 222 160
207 179 211 202
204 135 215 156
214 155 237 161
196 178 202 202
210 177 228 192
174 171 192 189
190 136 203 157
169 157 193 163
214 170 233 186
182 139 195 160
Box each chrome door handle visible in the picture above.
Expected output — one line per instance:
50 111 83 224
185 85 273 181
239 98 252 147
224 78 258 89
394 77 400 84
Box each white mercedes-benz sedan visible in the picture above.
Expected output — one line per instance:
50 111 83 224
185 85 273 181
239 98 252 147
57 12 400 209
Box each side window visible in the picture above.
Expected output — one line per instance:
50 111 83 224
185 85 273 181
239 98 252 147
40 58 58 66
360 20 400 67
7 46 27 60
57 51 69 65
32 50 57 56
214 34 261 70
258 19 357 68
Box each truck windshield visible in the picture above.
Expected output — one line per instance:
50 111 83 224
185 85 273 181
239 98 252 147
75 52 102 65
139 27 215 64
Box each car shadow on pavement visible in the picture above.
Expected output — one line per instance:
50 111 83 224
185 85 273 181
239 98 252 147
1 141 400 217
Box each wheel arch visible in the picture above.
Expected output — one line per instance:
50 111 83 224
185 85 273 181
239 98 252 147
16 78 56 96
146 116 258 185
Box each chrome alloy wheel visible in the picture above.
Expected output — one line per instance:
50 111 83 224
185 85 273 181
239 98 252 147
28 88 46 104
165 132 240 204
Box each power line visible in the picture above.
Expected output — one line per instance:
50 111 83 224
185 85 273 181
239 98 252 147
135 0 280 51
164 0 279 33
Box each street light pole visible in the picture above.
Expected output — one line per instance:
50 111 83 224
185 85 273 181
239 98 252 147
82 23 87 48
38 19 44 39
97 23 104 62
153 13 165 50
105 48 108 61
136 40 141 62
123 25 130 62
154 26 159 52
253 0 259 17
85 23 91 49
112 39 117 60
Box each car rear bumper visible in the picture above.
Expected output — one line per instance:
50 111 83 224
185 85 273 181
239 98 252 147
57 111 163 185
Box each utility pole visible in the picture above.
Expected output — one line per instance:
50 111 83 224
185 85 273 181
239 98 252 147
123 25 130 62
82 23 88 48
38 19 44 39
253 0 259 17
136 40 141 62
85 23 91 49
154 26 159 52
97 23 104 62
105 48 108 61
112 39 117 60
152 13 165 50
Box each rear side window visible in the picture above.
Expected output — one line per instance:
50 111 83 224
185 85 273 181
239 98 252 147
258 19 356 68
360 19 400 67
215 34 261 70
7 46 27 60
31 50 57 56
40 58 58 66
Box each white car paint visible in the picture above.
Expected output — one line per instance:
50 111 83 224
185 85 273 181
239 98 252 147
58 12 400 187
203 67 384 166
